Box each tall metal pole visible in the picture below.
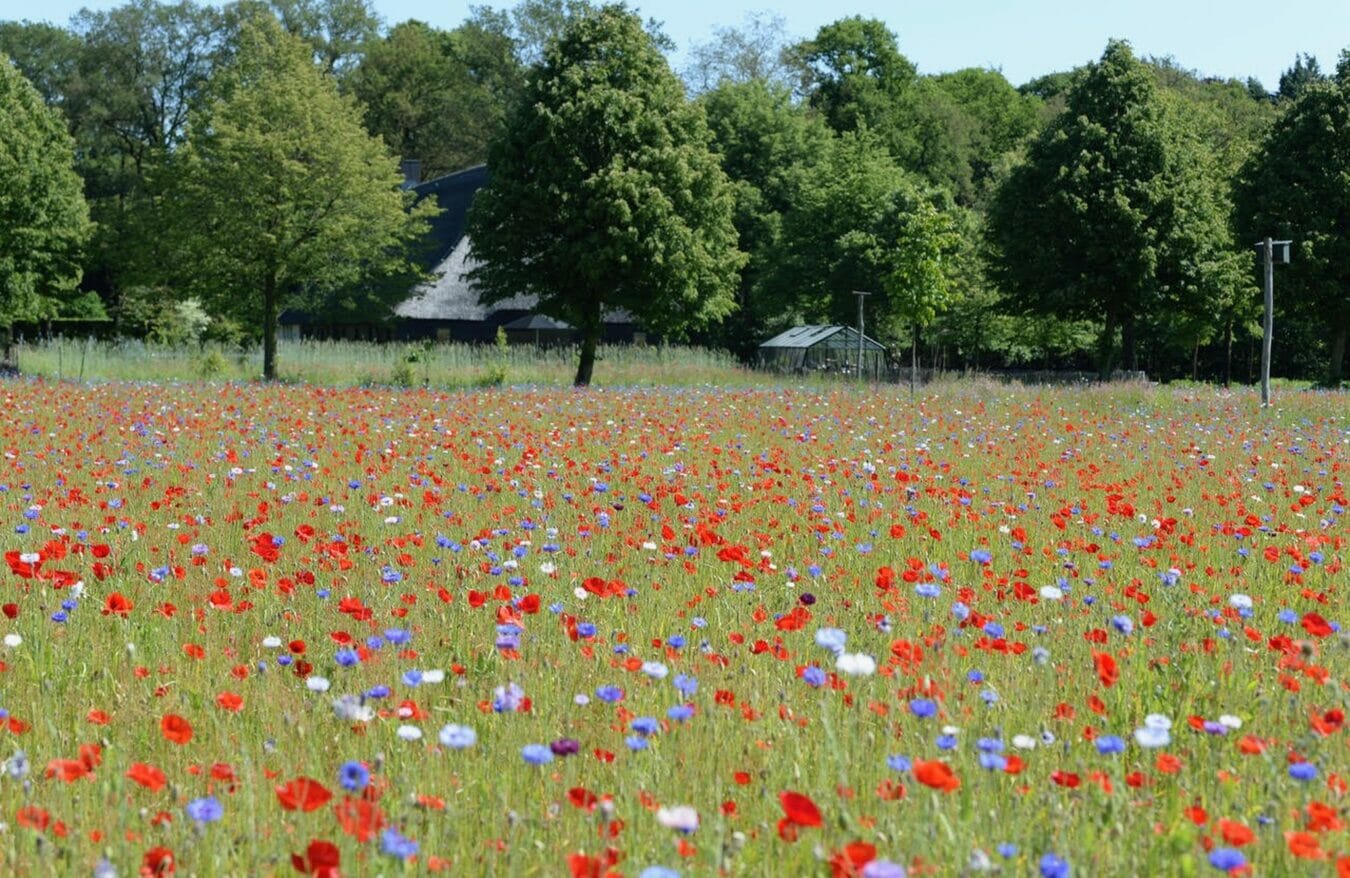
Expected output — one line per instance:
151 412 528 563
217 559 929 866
1261 237 1274 407
852 291 870 382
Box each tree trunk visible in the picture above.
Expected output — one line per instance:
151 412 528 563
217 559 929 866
1121 311 1137 374
263 275 279 382
909 323 919 397
1191 340 1200 381
574 306 601 387
0 325 14 374
1328 319 1347 388
1222 319 1234 388
1097 308 1118 381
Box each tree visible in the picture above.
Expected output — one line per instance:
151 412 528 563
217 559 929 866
165 16 434 380
265 0 380 75
684 12 795 94
0 54 91 366
987 41 1176 378
883 196 961 390
1277 53 1324 101
348 18 521 177
1237 52 1350 386
768 130 927 336
467 4 742 386
700 78 832 358
789 17 918 155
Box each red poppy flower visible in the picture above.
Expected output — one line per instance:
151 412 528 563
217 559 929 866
333 795 383 842
1302 612 1333 638
141 846 176 876
291 839 340 878
127 763 168 792
913 759 961 792
1286 830 1327 860
103 592 134 616
160 714 193 745
779 791 823 827
216 692 244 712
16 805 50 832
1092 651 1119 688
829 841 877 877
1218 819 1254 847
276 778 333 813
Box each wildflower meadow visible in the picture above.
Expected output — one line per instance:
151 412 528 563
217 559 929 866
0 380 1344 877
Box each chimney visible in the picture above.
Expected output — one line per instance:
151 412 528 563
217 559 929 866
400 159 422 189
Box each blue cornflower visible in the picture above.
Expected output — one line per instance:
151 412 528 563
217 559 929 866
970 548 992 564
802 666 827 687
335 648 359 667
1289 762 1317 781
186 796 224 824
1207 849 1245 871
1095 735 1126 755
1039 853 1070 878
673 674 698 696
886 754 911 772
936 734 958 750
595 685 624 703
521 744 554 765
909 698 937 719
380 827 419 859
339 761 370 792
667 705 694 722
915 583 941 598
631 717 660 736
997 844 1017 858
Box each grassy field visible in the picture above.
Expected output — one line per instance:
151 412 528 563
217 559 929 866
13 337 761 388
0 377 1343 876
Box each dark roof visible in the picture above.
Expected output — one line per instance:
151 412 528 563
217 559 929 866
410 164 490 268
502 314 574 331
760 325 886 351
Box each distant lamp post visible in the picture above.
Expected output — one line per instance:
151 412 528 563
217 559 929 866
852 290 872 382
1255 237 1291 407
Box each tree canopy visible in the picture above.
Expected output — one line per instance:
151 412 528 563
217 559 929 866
164 15 434 380
1237 53 1350 386
468 4 742 385
0 53 91 362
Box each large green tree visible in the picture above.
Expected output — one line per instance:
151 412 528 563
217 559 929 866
348 18 521 178
165 16 434 380
0 54 91 365
1236 53 1350 386
700 77 831 358
467 4 743 386
987 40 1203 378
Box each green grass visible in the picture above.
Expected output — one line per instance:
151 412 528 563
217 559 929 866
13 337 762 388
0 373 1343 876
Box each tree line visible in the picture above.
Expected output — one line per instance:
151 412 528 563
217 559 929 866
0 0 1346 385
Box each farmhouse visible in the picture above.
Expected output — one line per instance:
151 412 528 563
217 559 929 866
280 164 642 344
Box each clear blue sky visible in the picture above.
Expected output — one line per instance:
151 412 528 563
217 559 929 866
7 0 1349 89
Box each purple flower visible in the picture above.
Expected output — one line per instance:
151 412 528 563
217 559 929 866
1208 849 1245 871
550 738 580 756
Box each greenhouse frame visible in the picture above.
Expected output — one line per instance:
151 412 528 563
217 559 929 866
756 325 888 380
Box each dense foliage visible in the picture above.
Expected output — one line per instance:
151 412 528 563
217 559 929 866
467 5 742 386
0 52 91 363
0 0 1345 384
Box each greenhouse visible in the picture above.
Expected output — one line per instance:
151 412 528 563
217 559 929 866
756 325 888 379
